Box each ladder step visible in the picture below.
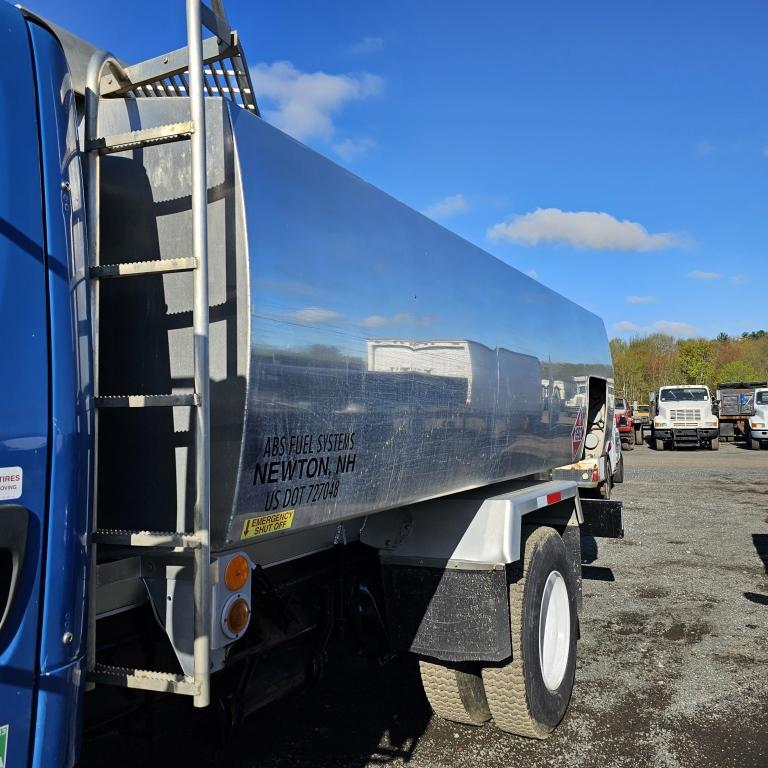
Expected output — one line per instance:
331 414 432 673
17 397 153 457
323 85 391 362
90 663 198 696
85 121 195 154
94 529 201 549
95 394 199 408
91 257 197 279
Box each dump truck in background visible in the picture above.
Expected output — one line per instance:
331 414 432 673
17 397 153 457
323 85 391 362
0 2 623 765
650 385 720 450
716 381 767 442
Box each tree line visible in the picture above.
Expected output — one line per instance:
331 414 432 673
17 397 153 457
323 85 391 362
609 330 768 404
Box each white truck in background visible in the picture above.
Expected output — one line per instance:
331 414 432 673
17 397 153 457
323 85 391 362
650 385 720 450
746 387 768 449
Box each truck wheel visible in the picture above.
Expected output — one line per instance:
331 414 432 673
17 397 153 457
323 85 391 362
419 660 491 725
710 437 719 451
482 527 577 739
655 438 665 451
623 438 633 452
599 475 611 499
634 428 643 445
751 438 760 450
613 455 624 484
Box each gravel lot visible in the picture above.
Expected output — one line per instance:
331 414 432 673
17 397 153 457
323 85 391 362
80 441 768 767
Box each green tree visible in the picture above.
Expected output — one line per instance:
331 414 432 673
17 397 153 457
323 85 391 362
717 359 761 384
610 330 768 396
677 339 715 387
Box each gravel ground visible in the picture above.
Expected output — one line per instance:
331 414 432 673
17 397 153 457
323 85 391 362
80 442 768 767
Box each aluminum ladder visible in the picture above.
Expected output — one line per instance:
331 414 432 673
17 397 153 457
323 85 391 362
84 0 251 708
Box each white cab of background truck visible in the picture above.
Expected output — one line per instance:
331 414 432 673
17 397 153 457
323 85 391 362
651 385 720 451
746 387 768 449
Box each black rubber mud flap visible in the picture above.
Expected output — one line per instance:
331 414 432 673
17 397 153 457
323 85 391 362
382 565 512 663
580 499 624 538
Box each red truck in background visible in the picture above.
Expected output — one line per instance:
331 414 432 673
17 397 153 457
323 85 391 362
615 397 634 450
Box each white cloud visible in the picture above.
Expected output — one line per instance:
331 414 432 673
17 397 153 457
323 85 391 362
360 313 434 328
694 140 715 156
361 314 391 328
626 295 656 304
487 208 682 251
423 194 469 220
347 36 384 55
290 307 342 323
652 320 698 336
687 270 720 280
332 137 376 162
730 274 747 285
250 61 383 142
526 268 539 280
613 321 642 333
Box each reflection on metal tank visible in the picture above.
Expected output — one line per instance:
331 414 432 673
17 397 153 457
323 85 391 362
96 97 612 551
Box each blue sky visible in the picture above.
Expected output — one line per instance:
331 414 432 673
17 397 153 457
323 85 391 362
28 0 767 339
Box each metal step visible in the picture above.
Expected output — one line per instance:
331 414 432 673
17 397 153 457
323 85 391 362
91 663 198 696
91 257 197 279
95 394 199 408
85 121 195 154
93 529 201 549
101 36 233 96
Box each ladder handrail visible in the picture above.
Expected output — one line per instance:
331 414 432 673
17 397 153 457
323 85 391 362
186 0 211 710
84 49 129 684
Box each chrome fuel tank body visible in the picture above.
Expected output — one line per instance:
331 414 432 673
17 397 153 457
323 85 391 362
97 98 612 551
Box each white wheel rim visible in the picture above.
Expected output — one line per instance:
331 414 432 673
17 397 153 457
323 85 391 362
539 570 570 691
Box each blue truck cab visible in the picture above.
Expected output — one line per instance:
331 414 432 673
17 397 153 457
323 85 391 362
0 4 92 766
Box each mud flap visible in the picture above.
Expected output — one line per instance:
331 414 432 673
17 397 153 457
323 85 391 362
579 499 624 538
381 565 512 663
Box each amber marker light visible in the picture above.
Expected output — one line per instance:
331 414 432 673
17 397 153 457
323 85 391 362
224 597 251 637
225 554 250 591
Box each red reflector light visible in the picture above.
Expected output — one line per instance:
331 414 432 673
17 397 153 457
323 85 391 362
546 492 562 505
592 468 600 482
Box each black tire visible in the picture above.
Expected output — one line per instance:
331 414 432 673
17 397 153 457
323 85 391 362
613 455 624 484
482 527 577 739
634 428 643 445
710 437 719 451
655 438 665 451
419 660 491 725
623 438 633 451
599 474 612 499
751 438 760 450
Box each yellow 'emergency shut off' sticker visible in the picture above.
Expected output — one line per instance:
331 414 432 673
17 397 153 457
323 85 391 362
240 510 295 540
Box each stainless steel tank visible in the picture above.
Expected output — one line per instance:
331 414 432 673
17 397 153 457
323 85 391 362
96 97 612 551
